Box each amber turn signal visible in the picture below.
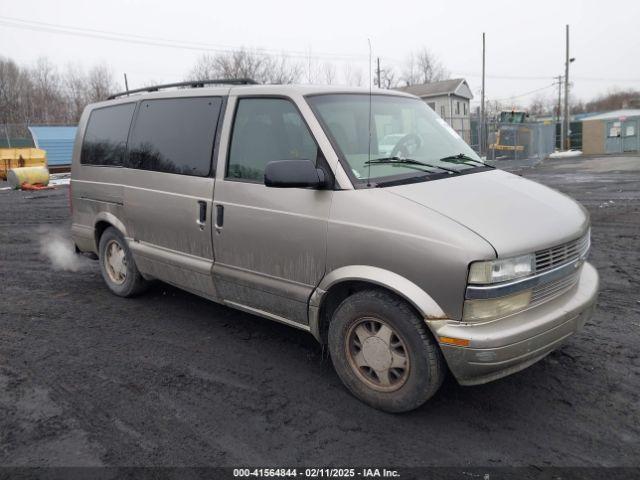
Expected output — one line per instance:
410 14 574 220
439 336 470 347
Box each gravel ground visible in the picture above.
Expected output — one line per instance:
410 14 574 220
0 155 638 469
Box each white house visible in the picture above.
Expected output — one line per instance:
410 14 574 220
397 78 474 143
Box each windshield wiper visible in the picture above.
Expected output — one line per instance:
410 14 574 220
439 153 493 167
365 156 460 174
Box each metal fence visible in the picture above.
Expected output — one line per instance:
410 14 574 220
471 120 556 161
0 124 36 148
554 121 583 150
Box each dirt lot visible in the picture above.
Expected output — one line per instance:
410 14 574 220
0 155 639 469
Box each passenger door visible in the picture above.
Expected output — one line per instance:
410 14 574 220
212 97 333 326
123 96 223 298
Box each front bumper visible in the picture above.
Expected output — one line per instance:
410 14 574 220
428 262 599 386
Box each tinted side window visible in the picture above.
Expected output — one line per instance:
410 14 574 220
227 98 318 181
81 103 135 166
128 97 222 176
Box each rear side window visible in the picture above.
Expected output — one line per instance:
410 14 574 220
81 103 135 166
128 97 222 176
227 98 318 181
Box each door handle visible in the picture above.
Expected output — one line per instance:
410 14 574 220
197 201 206 229
215 204 224 229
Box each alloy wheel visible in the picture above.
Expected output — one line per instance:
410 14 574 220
104 239 127 285
346 317 410 392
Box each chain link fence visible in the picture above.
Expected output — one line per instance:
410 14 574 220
471 119 556 163
0 124 36 148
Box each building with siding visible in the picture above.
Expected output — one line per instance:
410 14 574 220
28 126 77 166
581 110 640 155
396 78 474 143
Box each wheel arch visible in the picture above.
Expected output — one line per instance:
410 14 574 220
309 266 447 344
93 212 128 251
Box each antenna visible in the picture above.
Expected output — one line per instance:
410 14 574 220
366 38 372 187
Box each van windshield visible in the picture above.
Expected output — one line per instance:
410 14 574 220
307 94 484 186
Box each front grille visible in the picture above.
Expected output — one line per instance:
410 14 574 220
531 270 581 306
535 231 590 274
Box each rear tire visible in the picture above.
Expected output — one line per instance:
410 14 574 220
98 227 148 297
328 289 445 413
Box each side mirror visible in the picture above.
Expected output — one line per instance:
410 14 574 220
264 160 327 189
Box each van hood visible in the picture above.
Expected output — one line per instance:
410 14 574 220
386 169 589 257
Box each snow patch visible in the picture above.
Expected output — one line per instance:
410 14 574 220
549 150 583 159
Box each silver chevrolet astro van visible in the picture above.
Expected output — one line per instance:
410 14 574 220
71 80 599 412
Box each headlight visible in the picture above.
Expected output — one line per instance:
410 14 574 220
463 289 532 322
468 254 535 284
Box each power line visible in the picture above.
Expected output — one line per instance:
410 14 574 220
571 76 640 82
0 15 367 61
2 15 639 84
489 83 557 101
461 73 562 80
455 71 640 82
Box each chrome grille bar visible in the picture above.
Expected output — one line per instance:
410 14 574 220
535 231 590 274
531 270 581 305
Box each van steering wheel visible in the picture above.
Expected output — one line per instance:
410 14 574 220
390 134 422 158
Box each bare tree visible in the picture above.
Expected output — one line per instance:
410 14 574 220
529 94 554 116
188 49 302 84
221 49 266 80
188 50 265 81
402 48 448 86
584 88 640 112
188 54 218 80
570 98 586 114
86 64 118 102
485 99 505 120
31 57 66 123
64 64 90 122
321 62 336 85
141 78 162 88
0 58 26 124
381 68 398 89
0 56 119 126
304 55 319 84
374 62 399 89
342 63 364 86
268 55 303 84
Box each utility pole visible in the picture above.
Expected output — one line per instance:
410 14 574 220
480 32 486 155
556 76 562 123
376 57 381 88
124 73 130 96
556 75 563 149
563 25 570 150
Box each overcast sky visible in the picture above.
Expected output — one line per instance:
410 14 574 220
1 0 639 109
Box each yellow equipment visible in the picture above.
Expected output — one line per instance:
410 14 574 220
7 166 50 189
489 110 532 159
0 148 47 179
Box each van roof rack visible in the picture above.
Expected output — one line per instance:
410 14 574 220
107 78 259 100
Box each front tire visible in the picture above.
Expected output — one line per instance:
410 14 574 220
328 289 445 412
98 227 147 297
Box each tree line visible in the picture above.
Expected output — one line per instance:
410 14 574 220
0 57 117 126
0 47 449 126
2 48 637 126
186 47 448 88
528 88 640 118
